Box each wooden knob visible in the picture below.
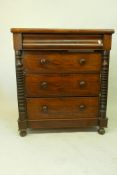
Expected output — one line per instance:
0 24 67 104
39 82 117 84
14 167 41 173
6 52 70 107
79 80 86 87
40 58 47 65
40 81 48 89
42 105 48 112
79 104 86 111
79 58 86 65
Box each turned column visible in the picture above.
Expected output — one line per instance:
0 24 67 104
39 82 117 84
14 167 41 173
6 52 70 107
15 50 27 136
98 50 110 134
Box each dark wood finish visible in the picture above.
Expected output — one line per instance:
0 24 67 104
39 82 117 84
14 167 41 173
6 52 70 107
103 34 112 50
22 34 103 50
11 28 114 136
15 50 27 131
19 129 27 137
25 74 100 97
23 51 101 73
13 34 22 50
98 127 105 135
27 97 99 120
27 118 98 129
99 51 110 128
11 28 114 34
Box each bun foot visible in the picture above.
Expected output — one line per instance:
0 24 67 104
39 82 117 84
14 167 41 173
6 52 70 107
19 129 27 137
98 127 105 135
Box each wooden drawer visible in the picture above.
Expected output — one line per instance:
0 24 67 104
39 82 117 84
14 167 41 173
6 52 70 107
27 97 99 120
23 51 101 73
22 33 103 50
25 74 100 97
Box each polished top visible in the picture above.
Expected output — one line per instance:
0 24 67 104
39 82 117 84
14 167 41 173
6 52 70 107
11 28 115 34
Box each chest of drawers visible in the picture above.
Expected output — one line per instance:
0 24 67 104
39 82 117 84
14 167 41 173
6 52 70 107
11 28 114 136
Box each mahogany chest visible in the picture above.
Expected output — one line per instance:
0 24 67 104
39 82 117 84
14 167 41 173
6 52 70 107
11 28 114 136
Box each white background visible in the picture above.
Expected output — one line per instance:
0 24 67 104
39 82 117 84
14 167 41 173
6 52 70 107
0 0 117 175
0 0 117 106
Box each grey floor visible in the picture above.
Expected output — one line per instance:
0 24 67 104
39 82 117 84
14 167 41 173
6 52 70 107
0 102 117 175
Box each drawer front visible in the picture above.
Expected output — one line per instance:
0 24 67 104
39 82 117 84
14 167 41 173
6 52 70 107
23 33 103 50
25 74 100 97
23 51 101 73
27 97 99 120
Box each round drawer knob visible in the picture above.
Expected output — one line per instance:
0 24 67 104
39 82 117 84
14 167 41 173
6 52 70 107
79 80 86 87
40 81 48 89
79 104 86 111
42 105 48 112
40 58 47 65
79 58 86 65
